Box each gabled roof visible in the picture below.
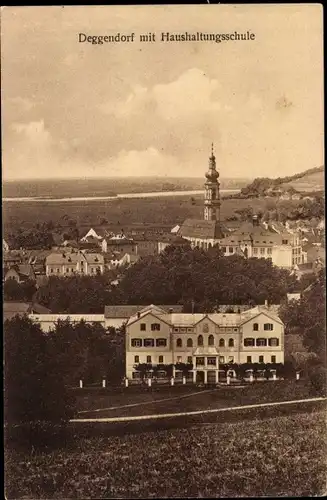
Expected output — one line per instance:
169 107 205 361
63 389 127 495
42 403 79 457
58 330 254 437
126 310 172 327
179 219 226 239
240 307 283 326
104 304 183 318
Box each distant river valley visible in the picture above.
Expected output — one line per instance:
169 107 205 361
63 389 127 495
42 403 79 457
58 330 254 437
3 189 239 203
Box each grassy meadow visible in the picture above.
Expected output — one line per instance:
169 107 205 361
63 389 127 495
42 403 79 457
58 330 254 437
5 410 326 498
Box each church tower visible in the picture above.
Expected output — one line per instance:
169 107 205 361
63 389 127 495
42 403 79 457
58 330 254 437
204 144 221 221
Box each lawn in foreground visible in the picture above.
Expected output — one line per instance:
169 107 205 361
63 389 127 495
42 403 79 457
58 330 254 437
5 411 326 498
76 380 314 419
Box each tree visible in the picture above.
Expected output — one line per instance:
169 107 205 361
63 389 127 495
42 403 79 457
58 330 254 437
4 278 37 302
4 316 74 424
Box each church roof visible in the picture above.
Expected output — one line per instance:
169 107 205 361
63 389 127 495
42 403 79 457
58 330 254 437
179 219 226 240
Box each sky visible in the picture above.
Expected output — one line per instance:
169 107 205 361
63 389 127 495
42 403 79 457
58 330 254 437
1 5 324 180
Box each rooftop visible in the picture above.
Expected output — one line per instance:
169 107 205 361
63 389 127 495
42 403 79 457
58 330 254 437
179 219 226 240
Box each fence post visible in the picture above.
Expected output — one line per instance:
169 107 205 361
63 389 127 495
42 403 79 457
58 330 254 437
272 372 276 381
226 375 231 385
171 377 175 386
148 377 152 388
249 372 254 383
296 371 300 381
102 379 106 388
79 379 83 389
182 376 186 385
125 377 129 388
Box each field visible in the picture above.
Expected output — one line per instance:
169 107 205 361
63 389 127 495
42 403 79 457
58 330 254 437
3 195 284 233
2 177 250 199
5 410 326 498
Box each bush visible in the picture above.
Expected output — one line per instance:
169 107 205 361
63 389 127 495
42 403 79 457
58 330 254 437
309 365 327 397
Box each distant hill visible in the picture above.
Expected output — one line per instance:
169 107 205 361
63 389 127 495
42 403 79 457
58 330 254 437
239 166 324 198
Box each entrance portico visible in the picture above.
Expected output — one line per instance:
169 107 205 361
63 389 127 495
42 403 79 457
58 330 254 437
192 347 220 384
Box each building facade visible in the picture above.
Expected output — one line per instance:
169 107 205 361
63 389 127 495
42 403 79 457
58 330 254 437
125 304 284 381
219 216 304 268
45 250 104 276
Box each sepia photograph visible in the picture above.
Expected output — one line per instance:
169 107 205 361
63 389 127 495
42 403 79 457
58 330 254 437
2 4 326 498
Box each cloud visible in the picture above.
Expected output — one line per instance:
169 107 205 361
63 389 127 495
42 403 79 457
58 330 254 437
104 147 181 177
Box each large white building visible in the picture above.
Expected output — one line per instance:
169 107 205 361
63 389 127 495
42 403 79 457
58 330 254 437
125 304 284 382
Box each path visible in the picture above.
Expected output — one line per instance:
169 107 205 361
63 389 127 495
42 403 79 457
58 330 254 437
71 396 326 423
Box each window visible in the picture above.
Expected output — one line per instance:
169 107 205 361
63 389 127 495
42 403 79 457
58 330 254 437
207 357 217 366
196 357 205 366
177 356 182 363
264 323 274 331
269 338 279 347
260 248 265 255
247 356 252 363
131 338 142 347
208 335 215 346
197 335 204 346
176 338 182 347
282 239 288 245
66 267 69 273
146 355 152 363
158 355 164 364
57 268 60 273
156 338 167 347
174 328 179 332
219 356 225 363
180 328 186 333
151 323 160 331
219 338 225 347
234 328 238 332
244 338 255 347
259 355 264 363
267 248 272 255
144 339 155 347
202 323 209 333
50 268 53 273
271 355 276 363
229 246 234 253
253 323 259 331
228 338 234 347
140 323 146 331
187 338 193 347
263 241 266 244
228 356 234 363
256 338 267 347
134 355 139 363
253 248 258 255
221 247 226 253
187 356 192 364
187 328 193 333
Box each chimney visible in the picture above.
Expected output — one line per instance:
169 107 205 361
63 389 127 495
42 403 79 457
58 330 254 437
137 312 141 319
169 308 173 314
265 299 268 308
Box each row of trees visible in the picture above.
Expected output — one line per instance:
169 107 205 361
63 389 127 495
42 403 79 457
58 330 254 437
31 245 300 313
117 245 298 310
4 316 125 425
34 271 120 313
